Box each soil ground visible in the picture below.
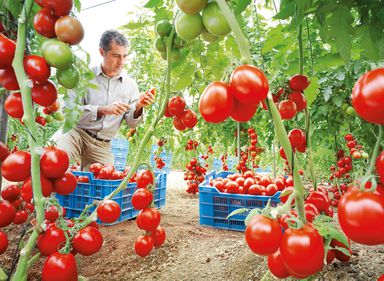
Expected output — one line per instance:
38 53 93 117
1 172 383 281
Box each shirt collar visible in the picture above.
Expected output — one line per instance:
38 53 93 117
96 64 126 82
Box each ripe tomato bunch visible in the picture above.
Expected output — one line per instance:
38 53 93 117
185 139 198 151
88 163 135 181
272 74 309 120
164 96 198 130
234 128 264 172
199 65 268 123
184 157 208 194
245 214 325 279
131 170 166 257
209 171 286 196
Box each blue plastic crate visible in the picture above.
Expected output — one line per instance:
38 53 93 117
56 171 167 225
199 170 281 232
111 138 129 168
150 145 173 173
111 138 129 150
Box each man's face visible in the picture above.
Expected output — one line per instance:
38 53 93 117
99 40 128 77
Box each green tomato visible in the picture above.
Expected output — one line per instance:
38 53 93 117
155 20 172 37
154 36 166 52
202 2 231 36
43 40 73 69
176 0 208 14
52 111 64 121
361 152 369 159
44 115 54 123
346 106 355 115
41 38 60 53
56 65 80 89
175 12 203 41
200 29 218 42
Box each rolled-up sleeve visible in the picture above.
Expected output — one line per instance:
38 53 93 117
80 105 99 121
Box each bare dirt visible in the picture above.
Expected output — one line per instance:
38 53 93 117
1 172 384 281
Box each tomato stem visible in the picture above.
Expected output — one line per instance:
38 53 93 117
265 98 306 224
362 125 382 189
11 1 45 280
215 0 252 64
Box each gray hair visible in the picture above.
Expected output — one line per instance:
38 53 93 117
99 30 128 52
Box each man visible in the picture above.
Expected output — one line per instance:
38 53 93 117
55 30 154 171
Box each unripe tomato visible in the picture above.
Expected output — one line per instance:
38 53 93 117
54 16 84 45
202 2 230 36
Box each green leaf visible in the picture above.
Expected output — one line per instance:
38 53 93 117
121 21 149 30
360 27 380 60
233 0 252 15
261 26 284 54
305 76 320 106
274 0 295 20
174 62 195 90
227 208 249 219
74 0 81 12
332 95 343 107
328 5 354 60
4 0 22 18
314 54 344 70
144 0 163 8
0 268 7 281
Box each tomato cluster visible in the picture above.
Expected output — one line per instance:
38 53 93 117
185 139 199 151
199 65 268 123
131 170 166 257
209 171 287 196
184 157 208 194
88 163 135 181
154 19 184 61
125 128 137 143
164 96 198 131
271 74 309 120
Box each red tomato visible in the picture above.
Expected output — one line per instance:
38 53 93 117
1 151 31 182
0 68 19 90
173 116 186 131
35 116 47 126
24 55 51 83
280 225 324 278
304 202 319 222
330 239 352 262
168 96 186 117
43 0 73 16
136 207 161 231
0 230 8 255
89 163 104 177
288 128 306 148
199 81 234 123
40 147 69 178
132 188 153 210
4 93 24 119
278 100 297 120
73 226 103 256
338 190 384 245
164 105 173 117
134 235 154 257
268 249 290 279
110 170 124 180
180 109 198 128
0 141 10 162
0 201 16 227
13 210 28 225
77 176 89 183
288 91 307 111
0 36 15 69
376 151 384 183
1 184 20 202
230 99 258 122
37 225 66 256
229 65 269 104
150 226 166 248
21 174 53 202
45 206 65 222
266 183 278 196
136 170 154 189
245 214 282 255
97 200 121 223
33 8 58 38
326 250 336 264
289 74 310 91
31 80 58 107
53 172 77 195
352 68 384 124
306 191 330 212
41 253 78 281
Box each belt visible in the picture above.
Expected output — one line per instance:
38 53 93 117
82 129 111 143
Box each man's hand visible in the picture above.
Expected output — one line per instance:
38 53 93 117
98 102 130 117
136 88 156 110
